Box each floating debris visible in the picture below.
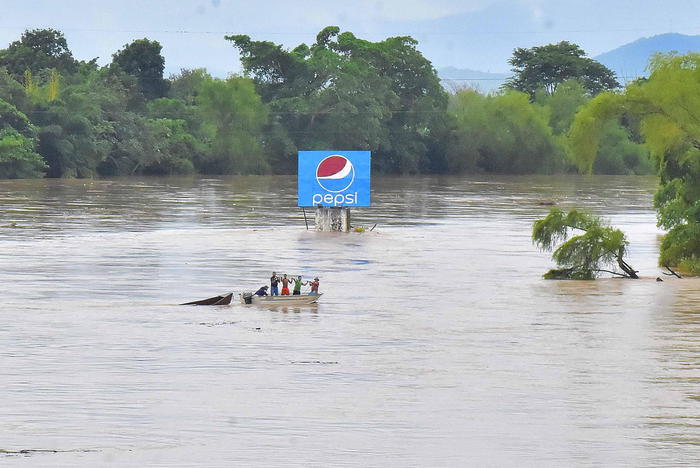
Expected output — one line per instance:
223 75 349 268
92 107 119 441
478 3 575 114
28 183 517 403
1 448 98 456
290 360 339 365
198 321 239 327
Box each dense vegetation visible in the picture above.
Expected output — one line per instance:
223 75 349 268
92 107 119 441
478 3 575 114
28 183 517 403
570 53 700 273
3 28 700 274
0 27 651 179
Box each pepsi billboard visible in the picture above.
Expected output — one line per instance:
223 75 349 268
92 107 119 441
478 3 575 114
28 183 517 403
298 151 371 207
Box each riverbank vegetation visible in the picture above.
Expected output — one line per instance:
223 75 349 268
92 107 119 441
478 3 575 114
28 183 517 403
0 27 652 179
569 53 700 274
3 28 700 272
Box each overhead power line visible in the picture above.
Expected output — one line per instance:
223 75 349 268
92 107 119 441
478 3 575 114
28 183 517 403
1 25 699 36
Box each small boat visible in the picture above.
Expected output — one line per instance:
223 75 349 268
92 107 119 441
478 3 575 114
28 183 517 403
240 292 322 305
181 292 233 306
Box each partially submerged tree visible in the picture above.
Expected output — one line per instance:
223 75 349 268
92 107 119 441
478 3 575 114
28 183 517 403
533 208 638 279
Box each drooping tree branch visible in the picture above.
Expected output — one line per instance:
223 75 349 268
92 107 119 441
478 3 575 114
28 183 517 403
662 264 683 278
533 208 639 279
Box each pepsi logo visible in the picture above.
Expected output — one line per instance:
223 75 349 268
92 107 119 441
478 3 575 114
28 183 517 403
316 155 355 193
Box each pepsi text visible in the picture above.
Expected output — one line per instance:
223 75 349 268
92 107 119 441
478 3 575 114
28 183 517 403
311 192 358 206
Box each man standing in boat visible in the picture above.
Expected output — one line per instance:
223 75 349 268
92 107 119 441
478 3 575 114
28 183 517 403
280 274 291 295
270 272 280 296
292 276 304 295
308 277 320 295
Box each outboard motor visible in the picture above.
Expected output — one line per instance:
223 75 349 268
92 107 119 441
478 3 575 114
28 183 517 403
242 292 253 304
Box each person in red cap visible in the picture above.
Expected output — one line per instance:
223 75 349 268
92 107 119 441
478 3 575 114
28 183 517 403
308 277 320 295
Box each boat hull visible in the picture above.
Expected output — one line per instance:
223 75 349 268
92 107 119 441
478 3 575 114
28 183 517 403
181 292 233 306
240 293 322 305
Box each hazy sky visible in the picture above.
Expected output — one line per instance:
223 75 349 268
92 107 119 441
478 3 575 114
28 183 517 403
2 0 699 76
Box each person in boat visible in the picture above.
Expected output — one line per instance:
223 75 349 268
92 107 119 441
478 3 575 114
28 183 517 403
280 274 291 296
292 276 304 295
270 272 280 296
254 285 269 296
308 277 320 295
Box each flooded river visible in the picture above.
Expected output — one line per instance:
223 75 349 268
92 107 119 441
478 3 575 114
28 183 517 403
1 175 699 467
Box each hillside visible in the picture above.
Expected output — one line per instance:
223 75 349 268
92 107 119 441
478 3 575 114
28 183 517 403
437 67 510 94
595 33 700 82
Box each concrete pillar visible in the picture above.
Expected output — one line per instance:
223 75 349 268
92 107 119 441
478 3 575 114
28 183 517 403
315 207 350 232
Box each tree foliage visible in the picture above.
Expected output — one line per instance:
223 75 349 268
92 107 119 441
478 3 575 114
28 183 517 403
0 98 46 177
112 39 169 100
533 208 638 279
446 90 565 173
505 41 619 98
569 53 700 273
0 29 79 81
198 76 268 173
0 28 655 180
227 27 448 174
169 68 210 106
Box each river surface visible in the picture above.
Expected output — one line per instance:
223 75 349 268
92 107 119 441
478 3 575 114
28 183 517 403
1 175 699 467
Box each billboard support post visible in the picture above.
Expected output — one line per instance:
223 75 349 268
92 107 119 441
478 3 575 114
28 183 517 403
315 206 350 232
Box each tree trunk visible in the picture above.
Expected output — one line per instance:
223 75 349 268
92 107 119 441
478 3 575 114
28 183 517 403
617 247 639 278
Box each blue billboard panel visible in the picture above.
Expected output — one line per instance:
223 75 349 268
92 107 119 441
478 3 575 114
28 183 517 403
298 151 371 207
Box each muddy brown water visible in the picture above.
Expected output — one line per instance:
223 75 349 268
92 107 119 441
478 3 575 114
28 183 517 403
1 175 698 467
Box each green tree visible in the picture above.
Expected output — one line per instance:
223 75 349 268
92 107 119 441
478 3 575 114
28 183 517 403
504 41 619 98
446 90 564 173
111 39 169 100
140 118 201 175
33 97 109 178
533 208 638 279
443 91 484 172
535 79 588 135
569 53 700 272
96 111 159 176
146 94 212 174
0 97 35 137
197 75 268 173
334 31 448 173
227 27 448 174
0 29 79 81
30 68 152 177
535 78 651 175
169 68 211 105
0 98 46 178
147 97 200 133
0 67 29 111
590 120 653 175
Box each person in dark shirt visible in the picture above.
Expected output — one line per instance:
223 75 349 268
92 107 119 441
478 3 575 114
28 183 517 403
270 272 279 296
254 286 269 296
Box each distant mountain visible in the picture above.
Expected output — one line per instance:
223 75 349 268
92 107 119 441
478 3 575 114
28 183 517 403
437 67 511 94
439 33 700 95
595 33 700 83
